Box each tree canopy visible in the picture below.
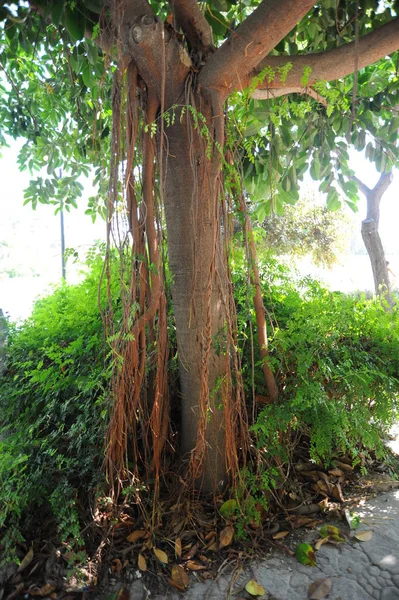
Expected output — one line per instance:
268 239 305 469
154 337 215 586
1 1 398 214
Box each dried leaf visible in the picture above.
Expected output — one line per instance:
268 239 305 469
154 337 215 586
170 565 189 590
308 577 332 599
17 547 34 572
137 554 147 572
186 560 207 571
167 578 185 592
331 483 344 502
29 584 56 597
206 541 219 552
295 543 317 567
354 530 373 542
153 547 168 564
219 499 238 519
329 468 344 477
183 542 199 560
334 461 353 472
126 529 147 543
175 537 182 558
317 479 330 494
111 558 123 574
314 537 330 551
219 525 234 548
245 579 265 597
273 531 289 540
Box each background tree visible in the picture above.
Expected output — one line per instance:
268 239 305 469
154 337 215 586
260 193 351 268
353 170 394 305
0 1 399 494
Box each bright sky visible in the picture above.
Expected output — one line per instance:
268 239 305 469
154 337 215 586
0 138 398 319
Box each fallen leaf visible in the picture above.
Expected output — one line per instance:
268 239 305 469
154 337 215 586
219 525 234 548
167 578 185 592
354 530 373 542
137 553 147 572
175 537 182 558
273 531 289 540
329 468 344 477
29 584 56 597
316 480 330 495
314 537 330 550
295 543 317 567
308 577 332 599
344 509 360 530
331 483 344 502
320 525 341 538
170 565 189 590
111 558 123 574
220 499 238 519
126 529 148 543
186 560 207 571
245 579 265 596
206 541 219 552
17 548 34 572
183 542 200 560
334 460 353 472
153 547 168 564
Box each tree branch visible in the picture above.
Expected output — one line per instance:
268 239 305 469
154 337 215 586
116 0 190 105
373 170 393 199
351 175 371 198
170 0 214 58
252 86 327 106
198 0 316 98
251 17 399 92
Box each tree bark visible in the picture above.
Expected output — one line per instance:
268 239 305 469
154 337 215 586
160 93 234 491
353 172 394 307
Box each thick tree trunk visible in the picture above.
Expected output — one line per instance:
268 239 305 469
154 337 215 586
160 95 234 491
354 172 394 308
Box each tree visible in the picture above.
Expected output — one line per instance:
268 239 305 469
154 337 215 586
260 193 351 268
353 170 394 306
1 1 399 493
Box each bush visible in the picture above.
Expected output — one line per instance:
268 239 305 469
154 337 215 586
0 254 112 558
248 259 399 467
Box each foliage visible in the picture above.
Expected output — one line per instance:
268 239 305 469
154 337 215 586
0 251 114 558
0 2 398 220
248 260 399 466
260 193 351 267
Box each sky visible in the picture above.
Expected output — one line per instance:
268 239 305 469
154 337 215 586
0 138 398 320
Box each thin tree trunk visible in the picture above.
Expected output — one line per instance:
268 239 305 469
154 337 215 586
353 172 394 308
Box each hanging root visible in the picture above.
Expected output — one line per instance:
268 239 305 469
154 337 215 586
104 60 169 500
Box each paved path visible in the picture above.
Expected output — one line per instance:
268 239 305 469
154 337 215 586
129 489 399 599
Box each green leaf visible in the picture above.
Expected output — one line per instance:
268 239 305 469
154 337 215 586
320 525 341 538
296 543 316 567
51 1 64 26
326 188 341 211
65 7 85 42
219 499 238 519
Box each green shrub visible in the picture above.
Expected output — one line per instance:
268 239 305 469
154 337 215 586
249 260 399 467
0 253 113 558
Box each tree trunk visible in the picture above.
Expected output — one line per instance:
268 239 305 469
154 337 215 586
160 94 236 491
354 172 394 308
